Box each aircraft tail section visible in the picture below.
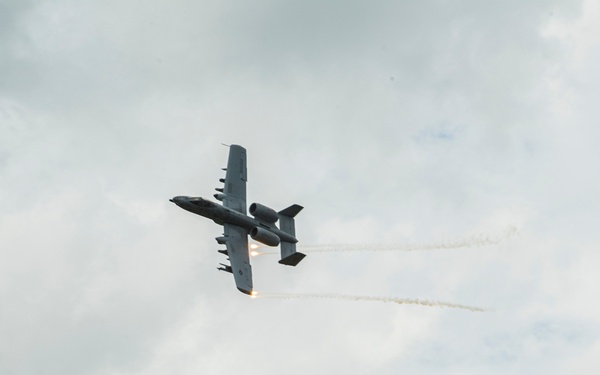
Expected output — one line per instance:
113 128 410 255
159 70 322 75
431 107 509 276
278 204 303 221
278 204 306 266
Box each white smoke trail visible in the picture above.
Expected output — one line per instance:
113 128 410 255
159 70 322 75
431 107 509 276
257 292 488 312
298 226 519 253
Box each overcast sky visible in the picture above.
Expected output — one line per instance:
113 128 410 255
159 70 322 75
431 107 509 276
2 0 600 374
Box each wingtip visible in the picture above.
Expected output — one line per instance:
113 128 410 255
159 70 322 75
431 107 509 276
237 287 254 295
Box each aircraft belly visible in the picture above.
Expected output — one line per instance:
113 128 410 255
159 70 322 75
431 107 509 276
222 210 255 229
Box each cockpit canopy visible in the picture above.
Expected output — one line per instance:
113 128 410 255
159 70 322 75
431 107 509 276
188 197 213 208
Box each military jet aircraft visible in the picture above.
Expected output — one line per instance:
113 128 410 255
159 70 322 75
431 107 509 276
170 144 305 295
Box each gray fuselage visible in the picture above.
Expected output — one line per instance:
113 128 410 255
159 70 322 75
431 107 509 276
170 196 298 244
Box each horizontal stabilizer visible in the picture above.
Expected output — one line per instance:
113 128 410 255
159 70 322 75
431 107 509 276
277 204 305 266
278 204 303 218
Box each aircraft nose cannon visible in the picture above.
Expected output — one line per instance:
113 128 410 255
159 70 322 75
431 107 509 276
170 196 184 204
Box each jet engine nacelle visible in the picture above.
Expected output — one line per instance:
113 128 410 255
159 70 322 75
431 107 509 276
250 226 280 247
249 203 279 224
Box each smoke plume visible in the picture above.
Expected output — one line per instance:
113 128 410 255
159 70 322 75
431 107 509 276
257 292 488 312
298 226 519 253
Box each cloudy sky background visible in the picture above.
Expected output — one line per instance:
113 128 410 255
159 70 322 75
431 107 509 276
2 0 600 373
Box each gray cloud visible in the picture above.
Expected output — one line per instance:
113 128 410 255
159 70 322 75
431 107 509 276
2 0 599 374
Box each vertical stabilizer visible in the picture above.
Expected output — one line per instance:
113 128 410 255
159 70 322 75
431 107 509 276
278 204 306 266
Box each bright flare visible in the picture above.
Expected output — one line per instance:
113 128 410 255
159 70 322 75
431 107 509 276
249 244 260 250
250 251 260 257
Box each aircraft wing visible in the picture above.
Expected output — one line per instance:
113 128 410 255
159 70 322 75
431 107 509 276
224 223 253 294
223 145 247 214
